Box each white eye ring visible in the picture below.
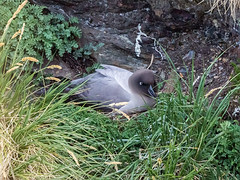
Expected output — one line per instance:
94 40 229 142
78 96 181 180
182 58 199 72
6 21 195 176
139 81 143 85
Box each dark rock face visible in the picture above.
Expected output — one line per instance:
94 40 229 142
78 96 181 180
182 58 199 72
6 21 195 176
31 0 204 71
31 0 166 70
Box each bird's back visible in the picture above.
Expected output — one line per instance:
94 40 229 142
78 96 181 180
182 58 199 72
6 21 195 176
68 65 132 107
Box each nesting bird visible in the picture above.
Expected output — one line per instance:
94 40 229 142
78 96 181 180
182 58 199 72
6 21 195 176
66 64 157 114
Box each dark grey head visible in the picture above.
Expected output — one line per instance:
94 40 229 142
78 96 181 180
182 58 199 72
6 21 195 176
128 69 157 98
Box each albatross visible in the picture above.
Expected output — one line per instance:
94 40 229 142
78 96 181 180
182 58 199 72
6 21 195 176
66 64 157 114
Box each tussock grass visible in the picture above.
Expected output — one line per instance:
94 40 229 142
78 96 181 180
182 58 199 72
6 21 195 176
0 1 105 179
1 1 240 179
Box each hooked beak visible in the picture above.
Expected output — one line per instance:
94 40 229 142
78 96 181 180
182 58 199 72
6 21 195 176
148 85 156 98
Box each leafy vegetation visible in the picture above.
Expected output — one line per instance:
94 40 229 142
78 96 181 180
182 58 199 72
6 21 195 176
1 0 240 179
0 0 103 63
231 59 240 97
212 121 240 178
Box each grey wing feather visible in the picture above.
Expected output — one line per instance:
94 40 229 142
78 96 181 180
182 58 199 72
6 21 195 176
66 69 131 105
96 64 132 77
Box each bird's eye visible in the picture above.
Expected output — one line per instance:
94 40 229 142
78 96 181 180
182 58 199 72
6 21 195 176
139 81 143 86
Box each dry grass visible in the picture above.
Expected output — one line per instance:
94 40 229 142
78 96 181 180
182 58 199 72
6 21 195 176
11 29 21 40
45 77 61 82
21 56 39 62
46 65 62 70
0 113 16 180
0 2 28 177
0 118 53 179
0 0 28 42
6 66 20 73
209 0 240 22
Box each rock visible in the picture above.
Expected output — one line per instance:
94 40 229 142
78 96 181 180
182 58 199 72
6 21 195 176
177 66 189 76
146 0 171 17
33 58 77 79
164 8 201 32
160 70 166 80
30 0 208 71
183 50 195 61
31 0 169 71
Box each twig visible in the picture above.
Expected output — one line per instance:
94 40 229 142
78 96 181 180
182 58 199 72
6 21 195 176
147 54 154 69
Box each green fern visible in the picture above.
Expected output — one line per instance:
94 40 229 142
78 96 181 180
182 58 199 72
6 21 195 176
0 1 82 62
